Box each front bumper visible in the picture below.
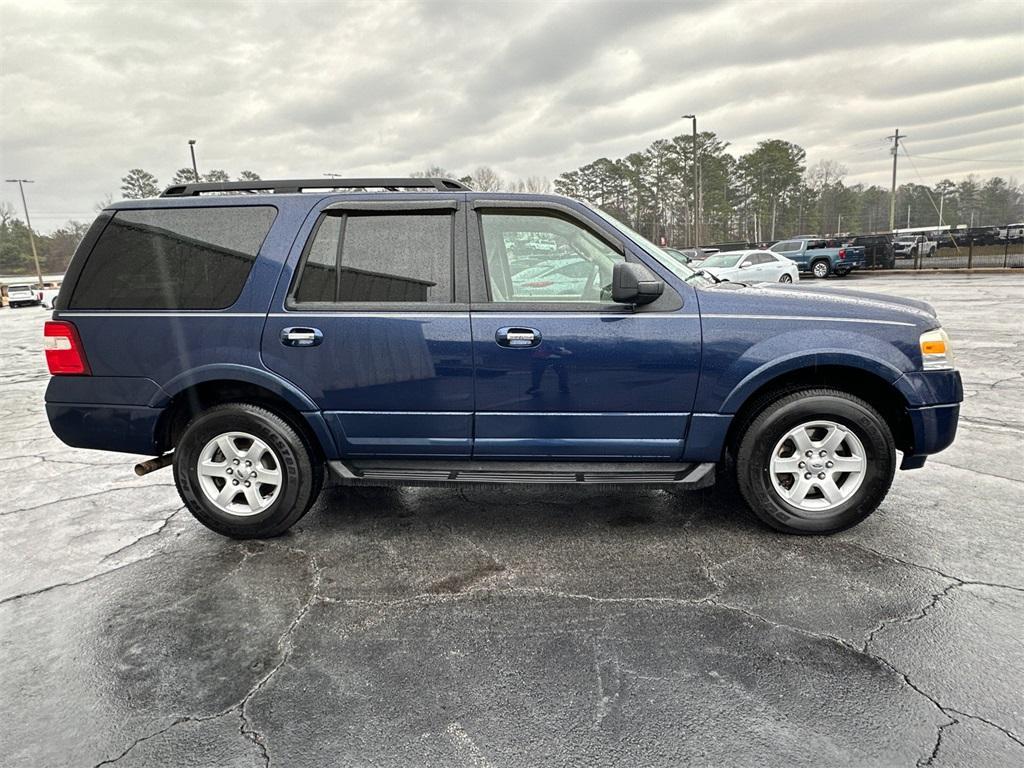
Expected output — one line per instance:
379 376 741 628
895 370 963 469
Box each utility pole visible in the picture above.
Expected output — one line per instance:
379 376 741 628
683 115 699 246
887 128 904 232
5 179 44 288
938 193 944 227
907 204 911 228
188 139 200 181
837 213 842 234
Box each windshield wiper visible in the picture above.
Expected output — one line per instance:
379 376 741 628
685 268 721 284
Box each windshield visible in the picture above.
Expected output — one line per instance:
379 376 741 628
9 285 31 291
585 204 712 286
701 253 744 268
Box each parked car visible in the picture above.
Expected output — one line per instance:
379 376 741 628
769 238 866 278
6 284 40 308
998 223 1024 242
665 247 718 264
45 177 961 538
699 250 800 283
37 286 61 309
894 236 937 259
842 234 894 269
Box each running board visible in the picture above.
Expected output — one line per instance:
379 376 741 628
328 459 715 489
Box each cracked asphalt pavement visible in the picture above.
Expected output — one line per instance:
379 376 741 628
2 273 1022 767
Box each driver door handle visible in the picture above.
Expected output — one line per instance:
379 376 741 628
495 327 542 348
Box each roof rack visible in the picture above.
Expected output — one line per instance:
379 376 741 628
160 177 471 197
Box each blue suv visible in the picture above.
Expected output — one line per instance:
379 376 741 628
44 178 962 538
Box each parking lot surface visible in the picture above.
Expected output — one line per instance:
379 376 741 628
2 272 1022 767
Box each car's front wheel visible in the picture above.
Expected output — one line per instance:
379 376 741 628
779 273 793 283
173 403 324 538
734 388 895 534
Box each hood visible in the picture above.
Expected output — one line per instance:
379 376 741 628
700 280 940 327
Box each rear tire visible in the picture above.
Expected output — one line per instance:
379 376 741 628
734 388 895 534
173 403 324 538
811 260 830 278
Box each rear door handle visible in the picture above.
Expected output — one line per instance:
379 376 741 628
495 326 541 348
281 327 323 347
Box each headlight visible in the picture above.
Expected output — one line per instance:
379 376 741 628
920 327 954 370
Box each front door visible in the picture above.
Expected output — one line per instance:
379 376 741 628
262 199 475 457
468 204 701 459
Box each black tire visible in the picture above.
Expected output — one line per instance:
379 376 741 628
779 274 793 283
173 403 324 538
734 388 895 534
811 260 831 278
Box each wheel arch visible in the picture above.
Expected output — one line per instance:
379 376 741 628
723 363 913 457
153 376 335 459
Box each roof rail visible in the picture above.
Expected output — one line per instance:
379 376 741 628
160 177 471 197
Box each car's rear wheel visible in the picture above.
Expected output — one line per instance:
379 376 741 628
779 273 793 283
811 260 830 278
734 388 895 534
173 403 323 538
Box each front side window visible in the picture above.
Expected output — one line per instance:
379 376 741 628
70 206 276 310
293 212 453 304
480 212 623 302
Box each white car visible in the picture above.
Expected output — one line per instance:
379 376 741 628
37 287 61 309
5 284 40 308
699 250 800 283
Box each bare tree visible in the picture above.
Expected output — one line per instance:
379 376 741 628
471 166 503 192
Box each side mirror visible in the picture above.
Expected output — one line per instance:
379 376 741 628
612 261 664 305
739 261 752 269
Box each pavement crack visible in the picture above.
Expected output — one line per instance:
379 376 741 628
862 581 962 652
0 553 165 606
99 507 184 563
237 547 323 766
842 541 1024 594
0 483 177 517
946 709 1024 748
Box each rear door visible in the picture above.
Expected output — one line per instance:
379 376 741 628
467 201 701 459
261 198 475 457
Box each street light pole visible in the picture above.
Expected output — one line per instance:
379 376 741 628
188 139 200 181
5 179 44 288
683 114 699 247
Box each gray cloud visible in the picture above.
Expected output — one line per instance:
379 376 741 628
0 0 1021 231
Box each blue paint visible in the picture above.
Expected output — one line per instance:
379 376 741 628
46 190 961 470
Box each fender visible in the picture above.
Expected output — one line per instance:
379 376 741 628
718 348 908 414
150 363 319 411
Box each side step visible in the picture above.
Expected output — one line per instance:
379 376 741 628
328 459 715 489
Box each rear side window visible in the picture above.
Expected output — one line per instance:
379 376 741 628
292 212 453 304
70 206 276 310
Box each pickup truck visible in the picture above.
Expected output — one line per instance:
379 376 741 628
769 238 866 278
894 236 937 259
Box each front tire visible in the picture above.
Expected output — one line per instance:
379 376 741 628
779 273 793 283
734 388 895 534
173 403 324 538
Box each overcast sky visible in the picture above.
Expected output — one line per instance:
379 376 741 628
1 0 1022 232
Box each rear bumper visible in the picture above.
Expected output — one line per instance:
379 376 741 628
46 402 163 455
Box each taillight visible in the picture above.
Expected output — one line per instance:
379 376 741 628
44 321 90 375
838 249 847 260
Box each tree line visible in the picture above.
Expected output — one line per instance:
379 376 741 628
550 133 1024 246
3 149 1021 277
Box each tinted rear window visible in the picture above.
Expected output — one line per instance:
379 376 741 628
292 212 453 305
69 206 276 309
